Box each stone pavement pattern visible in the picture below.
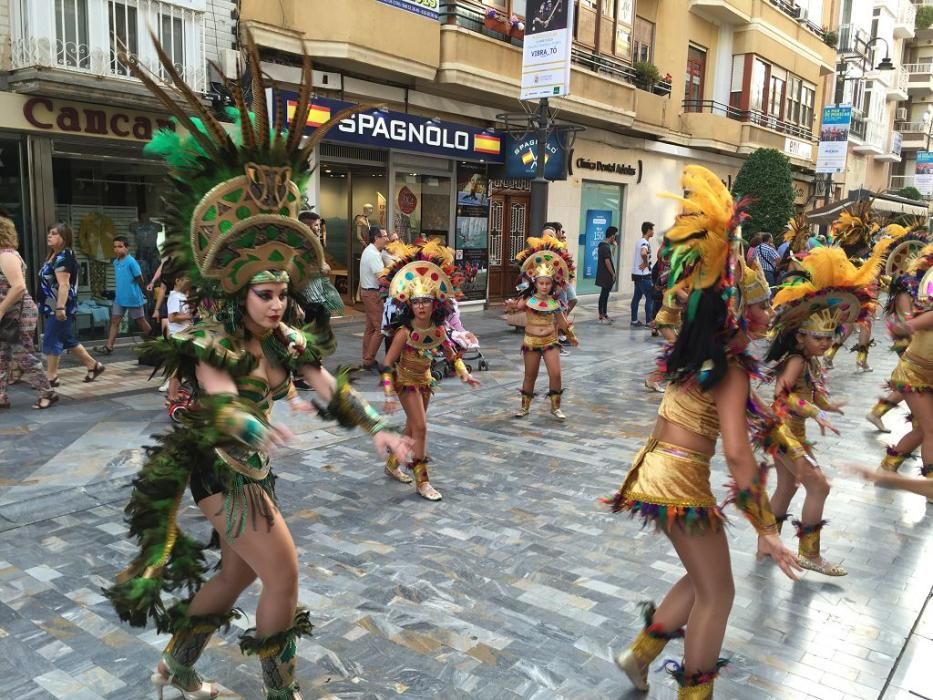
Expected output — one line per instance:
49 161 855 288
0 305 930 700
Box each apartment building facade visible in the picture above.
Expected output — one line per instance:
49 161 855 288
241 0 836 302
0 0 235 340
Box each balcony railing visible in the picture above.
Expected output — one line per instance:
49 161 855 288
898 0 917 28
9 0 208 93
891 66 910 96
851 113 868 139
682 100 814 141
895 121 929 133
904 63 933 76
837 23 870 56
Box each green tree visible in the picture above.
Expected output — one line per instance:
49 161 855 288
895 186 923 201
917 6 933 30
731 148 795 240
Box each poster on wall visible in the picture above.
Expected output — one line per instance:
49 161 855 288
521 0 575 100
582 209 613 278
455 164 489 300
394 179 420 242
916 152 933 195
377 0 437 19
815 106 852 174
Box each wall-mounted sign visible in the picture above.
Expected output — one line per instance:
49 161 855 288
784 137 813 162
890 131 903 159
583 209 613 278
567 149 642 182
278 93 503 163
815 105 852 174
521 0 575 99
503 134 566 180
21 96 173 141
916 152 933 195
377 0 438 18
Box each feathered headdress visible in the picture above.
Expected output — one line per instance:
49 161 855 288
383 239 460 314
515 235 575 290
771 237 893 336
740 259 770 306
123 29 371 308
831 200 879 251
660 165 748 326
783 213 810 254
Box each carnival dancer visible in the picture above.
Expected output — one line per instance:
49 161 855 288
379 239 480 500
103 34 410 700
866 221 930 434
643 244 688 393
825 202 881 371
608 166 800 699
777 212 811 279
883 243 933 500
763 245 888 576
505 235 578 420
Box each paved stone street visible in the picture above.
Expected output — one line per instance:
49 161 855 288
0 301 930 700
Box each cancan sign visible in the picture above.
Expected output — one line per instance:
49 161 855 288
520 0 575 100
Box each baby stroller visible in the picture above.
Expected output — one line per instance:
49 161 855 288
167 380 197 423
429 327 489 382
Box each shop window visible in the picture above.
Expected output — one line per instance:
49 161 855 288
395 172 451 245
55 0 90 69
576 181 622 296
159 12 185 74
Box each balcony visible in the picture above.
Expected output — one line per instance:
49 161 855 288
876 131 903 163
889 175 933 201
852 120 889 156
681 100 815 165
906 64 933 95
889 67 910 102
688 0 750 25
837 24 870 57
8 0 207 110
243 0 440 81
894 0 917 39
895 122 931 150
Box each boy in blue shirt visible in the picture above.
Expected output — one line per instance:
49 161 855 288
102 235 151 352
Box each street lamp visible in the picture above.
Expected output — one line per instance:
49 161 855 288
864 36 895 71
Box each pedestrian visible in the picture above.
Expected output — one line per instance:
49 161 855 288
746 233 762 265
360 226 389 371
38 223 105 386
296 210 343 318
101 235 151 353
148 256 172 339
0 217 58 409
596 227 618 323
630 221 655 327
165 276 193 402
757 232 780 286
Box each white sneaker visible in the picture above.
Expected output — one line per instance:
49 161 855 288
158 380 170 392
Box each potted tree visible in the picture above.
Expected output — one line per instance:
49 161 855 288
633 60 662 91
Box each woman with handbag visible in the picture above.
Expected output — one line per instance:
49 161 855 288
0 217 57 409
38 223 105 385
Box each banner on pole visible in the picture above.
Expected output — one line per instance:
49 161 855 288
520 0 575 100
815 106 852 174
916 152 933 195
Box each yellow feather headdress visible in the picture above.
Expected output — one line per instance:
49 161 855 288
383 239 459 304
831 200 879 250
783 213 810 253
515 235 575 288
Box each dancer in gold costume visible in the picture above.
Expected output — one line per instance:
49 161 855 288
607 166 800 700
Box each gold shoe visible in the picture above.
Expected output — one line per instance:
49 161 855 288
411 460 442 501
515 390 532 418
384 454 413 483
795 520 847 576
866 411 889 432
615 649 649 691
797 554 847 577
547 389 566 421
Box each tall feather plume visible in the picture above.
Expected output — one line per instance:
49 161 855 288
286 52 315 155
146 31 232 152
223 78 256 153
120 48 220 159
296 104 381 164
242 28 270 149
271 88 287 150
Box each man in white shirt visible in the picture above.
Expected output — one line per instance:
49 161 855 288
360 226 389 370
630 221 654 327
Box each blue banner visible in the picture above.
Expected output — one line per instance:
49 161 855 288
503 134 566 180
377 0 438 18
583 209 612 278
276 93 503 163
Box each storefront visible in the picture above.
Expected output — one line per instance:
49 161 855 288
0 92 171 342
547 135 746 298
280 94 504 304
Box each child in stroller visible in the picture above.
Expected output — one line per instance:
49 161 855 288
430 299 488 381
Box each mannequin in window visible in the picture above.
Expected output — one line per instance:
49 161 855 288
355 204 376 249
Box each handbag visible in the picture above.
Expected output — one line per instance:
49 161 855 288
0 298 23 343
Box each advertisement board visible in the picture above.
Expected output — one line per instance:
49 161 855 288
503 134 566 180
815 106 853 174
454 163 490 300
520 0 575 99
916 152 933 196
377 0 438 18
582 209 612 278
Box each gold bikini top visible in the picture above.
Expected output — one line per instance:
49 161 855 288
658 378 720 440
907 328 933 360
525 297 561 329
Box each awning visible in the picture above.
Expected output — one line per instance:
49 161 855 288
806 188 930 225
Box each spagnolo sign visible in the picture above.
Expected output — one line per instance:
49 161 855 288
336 112 472 152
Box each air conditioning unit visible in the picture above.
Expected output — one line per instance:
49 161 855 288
896 107 908 121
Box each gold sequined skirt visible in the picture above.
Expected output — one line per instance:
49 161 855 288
522 332 560 354
787 416 807 443
889 351 933 394
653 305 681 331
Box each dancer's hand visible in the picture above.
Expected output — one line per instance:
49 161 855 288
814 411 839 436
462 373 481 388
260 423 295 453
757 533 803 580
374 431 412 463
840 463 885 486
288 397 317 415
827 401 845 414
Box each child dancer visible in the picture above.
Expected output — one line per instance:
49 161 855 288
380 240 480 500
505 235 578 420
